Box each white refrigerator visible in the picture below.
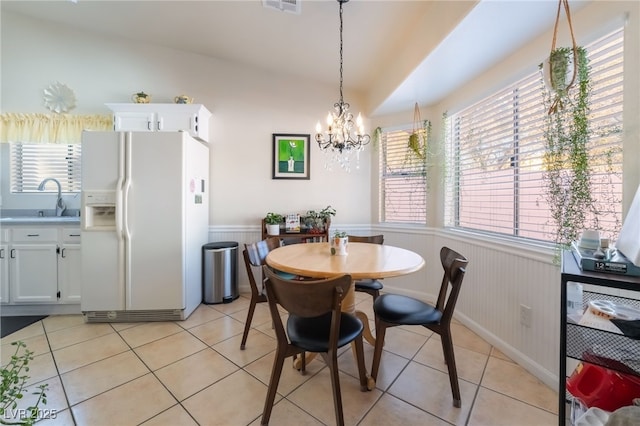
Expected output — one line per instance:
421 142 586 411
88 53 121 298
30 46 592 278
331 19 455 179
80 131 209 322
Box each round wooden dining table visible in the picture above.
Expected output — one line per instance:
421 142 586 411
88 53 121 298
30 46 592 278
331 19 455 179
266 241 425 344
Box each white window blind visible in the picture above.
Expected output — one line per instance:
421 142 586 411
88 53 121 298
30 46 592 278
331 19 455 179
10 142 82 193
379 127 428 224
444 28 624 242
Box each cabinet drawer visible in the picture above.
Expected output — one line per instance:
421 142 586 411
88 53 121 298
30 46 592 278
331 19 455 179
12 228 58 242
0 229 8 243
62 228 81 243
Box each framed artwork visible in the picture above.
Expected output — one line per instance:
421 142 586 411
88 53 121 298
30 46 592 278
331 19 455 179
272 133 310 180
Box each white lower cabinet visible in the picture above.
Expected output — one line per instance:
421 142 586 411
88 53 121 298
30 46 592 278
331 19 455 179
4 226 82 305
10 228 59 303
58 228 82 304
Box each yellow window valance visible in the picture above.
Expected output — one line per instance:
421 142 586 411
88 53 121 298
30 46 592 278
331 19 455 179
0 113 112 144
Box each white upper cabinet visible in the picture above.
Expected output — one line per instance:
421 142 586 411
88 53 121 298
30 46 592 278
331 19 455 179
106 103 211 143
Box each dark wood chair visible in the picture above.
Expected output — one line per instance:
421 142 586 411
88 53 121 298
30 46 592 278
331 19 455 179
370 246 468 407
260 266 368 426
240 237 285 350
347 234 384 300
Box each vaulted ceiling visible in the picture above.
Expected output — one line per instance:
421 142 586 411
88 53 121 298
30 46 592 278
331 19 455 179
2 0 587 116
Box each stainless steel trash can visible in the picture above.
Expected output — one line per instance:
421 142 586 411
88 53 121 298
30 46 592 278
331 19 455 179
202 241 239 304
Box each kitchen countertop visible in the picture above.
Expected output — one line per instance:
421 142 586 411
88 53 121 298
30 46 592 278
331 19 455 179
0 216 81 225
0 209 81 226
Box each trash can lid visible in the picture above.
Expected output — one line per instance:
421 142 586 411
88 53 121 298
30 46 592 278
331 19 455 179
203 241 239 250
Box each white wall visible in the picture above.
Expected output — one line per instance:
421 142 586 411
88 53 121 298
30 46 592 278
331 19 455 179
0 11 373 227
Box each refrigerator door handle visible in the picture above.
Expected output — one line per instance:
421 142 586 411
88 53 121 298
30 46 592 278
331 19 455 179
115 133 126 240
123 133 133 243
123 132 133 297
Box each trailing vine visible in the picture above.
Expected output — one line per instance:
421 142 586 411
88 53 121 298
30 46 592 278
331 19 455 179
372 126 382 149
541 46 595 249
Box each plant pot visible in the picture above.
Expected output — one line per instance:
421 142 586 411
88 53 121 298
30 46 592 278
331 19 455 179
543 49 575 93
330 237 348 256
266 224 280 236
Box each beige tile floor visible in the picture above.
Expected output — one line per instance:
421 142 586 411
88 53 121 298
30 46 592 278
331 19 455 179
1 292 558 425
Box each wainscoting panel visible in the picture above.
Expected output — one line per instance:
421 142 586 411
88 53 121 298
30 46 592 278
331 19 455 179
436 235 560 388
375 226 561 389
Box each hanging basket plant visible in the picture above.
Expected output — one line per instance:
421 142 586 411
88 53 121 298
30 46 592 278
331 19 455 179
543 47 578 113
541 0 595 250
407 102 429 161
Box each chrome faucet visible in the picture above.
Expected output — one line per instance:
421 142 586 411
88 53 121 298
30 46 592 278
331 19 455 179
38 178 66 217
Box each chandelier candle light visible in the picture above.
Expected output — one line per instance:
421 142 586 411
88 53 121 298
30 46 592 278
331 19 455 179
315 0 370 172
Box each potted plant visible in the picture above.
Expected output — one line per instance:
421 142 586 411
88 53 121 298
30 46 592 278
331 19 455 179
407 103 428 161
542 47 579 114
264 212 283 236
330 230 348 256
1 341 48 425
304 205 336 233
541 45 594 252
538 0 604 256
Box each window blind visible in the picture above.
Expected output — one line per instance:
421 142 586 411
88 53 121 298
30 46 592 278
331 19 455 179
10 142 82 193
379 127 428 224
444 28 624 242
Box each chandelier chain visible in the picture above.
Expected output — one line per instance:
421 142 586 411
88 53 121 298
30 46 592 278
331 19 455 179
339 0 344 104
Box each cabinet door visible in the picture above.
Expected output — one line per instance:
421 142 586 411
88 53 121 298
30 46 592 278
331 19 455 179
10 244 58 303
0 244 8 304
114 111 156 132
156 110 197 135
58 244 81 304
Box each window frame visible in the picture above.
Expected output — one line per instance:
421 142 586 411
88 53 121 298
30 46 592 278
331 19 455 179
9 142 82 194
443 28 624 244
378 124 430 225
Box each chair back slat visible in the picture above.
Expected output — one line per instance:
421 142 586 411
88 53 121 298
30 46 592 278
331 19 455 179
347 234 384 245
242 248 259 292
263 266 351 318
245 237 280 267
437 247 469 321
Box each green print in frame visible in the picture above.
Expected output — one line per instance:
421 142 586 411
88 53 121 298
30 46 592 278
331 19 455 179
272 133 310 180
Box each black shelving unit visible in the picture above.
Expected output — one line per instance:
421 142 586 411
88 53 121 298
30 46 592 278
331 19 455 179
559 250 640 424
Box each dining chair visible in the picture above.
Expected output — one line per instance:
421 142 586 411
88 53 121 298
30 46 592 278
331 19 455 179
260 266 369 426
240 237 286 350
370 246 468 407
346 234 384 301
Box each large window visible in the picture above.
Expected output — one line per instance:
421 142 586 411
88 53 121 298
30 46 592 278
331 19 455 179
10 142 82 193
379 126 428 224
444 28 624 243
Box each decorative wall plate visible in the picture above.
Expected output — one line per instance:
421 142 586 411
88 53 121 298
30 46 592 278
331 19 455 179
43 82 76 113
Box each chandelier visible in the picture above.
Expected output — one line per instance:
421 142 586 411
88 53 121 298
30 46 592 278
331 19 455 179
315 0 370 171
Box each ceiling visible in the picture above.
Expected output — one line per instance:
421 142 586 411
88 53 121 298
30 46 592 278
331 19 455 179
2 0 588 116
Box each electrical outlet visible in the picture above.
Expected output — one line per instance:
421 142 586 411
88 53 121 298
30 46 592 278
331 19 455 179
520 304 532 327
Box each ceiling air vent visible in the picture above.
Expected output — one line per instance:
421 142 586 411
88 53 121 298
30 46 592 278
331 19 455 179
263 0 301 15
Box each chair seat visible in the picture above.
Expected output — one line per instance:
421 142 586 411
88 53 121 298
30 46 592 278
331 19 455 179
288 312 363 352
374 294 442 325
354 279 383 291
275 270 297 280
